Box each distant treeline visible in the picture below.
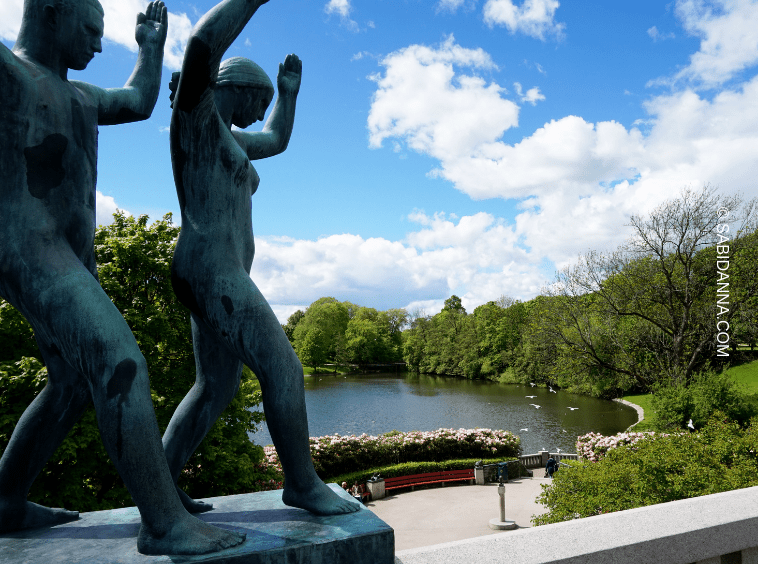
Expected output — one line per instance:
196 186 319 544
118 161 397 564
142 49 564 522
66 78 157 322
405 187 758 397
287 187 758 397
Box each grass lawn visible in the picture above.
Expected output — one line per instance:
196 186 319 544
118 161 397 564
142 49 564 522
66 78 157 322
620 392 656 431
723 359 758 394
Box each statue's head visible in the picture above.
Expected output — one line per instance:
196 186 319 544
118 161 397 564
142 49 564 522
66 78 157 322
20 0 104 70
216 57 274 128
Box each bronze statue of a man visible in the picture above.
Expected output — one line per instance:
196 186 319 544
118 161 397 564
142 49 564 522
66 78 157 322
0 0 244 555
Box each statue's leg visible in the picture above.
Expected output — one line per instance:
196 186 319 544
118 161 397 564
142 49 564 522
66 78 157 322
8 259 245 554
163 312 243 513
203 271 360 515
0 341 90 532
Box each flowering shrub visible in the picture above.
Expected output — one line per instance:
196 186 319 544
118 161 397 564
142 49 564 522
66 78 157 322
264 428 520 479
576 431 669 462
247 461 284 492
535 417 758 525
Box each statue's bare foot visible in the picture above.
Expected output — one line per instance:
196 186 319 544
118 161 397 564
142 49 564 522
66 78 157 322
282 479 362 515
176 485 214 514
0 499 79 533
137 514 245 555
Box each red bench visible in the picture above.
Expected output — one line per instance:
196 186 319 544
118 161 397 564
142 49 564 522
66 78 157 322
382 469 475 493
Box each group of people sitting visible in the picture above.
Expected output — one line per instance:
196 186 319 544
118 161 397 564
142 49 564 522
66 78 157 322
342 481 369 503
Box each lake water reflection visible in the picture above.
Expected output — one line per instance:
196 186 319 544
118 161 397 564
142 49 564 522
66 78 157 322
248 372 638 454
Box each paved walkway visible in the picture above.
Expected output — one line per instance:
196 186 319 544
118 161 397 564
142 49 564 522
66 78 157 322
365 477 551 551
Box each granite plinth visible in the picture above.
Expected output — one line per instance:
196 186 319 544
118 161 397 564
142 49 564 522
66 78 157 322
0 484 394 564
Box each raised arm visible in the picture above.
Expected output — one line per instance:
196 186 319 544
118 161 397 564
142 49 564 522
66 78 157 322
233 54 301 160
174 0 270 113
73 1 168 126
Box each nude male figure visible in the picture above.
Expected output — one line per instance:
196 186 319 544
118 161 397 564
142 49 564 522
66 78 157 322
0 0 244 555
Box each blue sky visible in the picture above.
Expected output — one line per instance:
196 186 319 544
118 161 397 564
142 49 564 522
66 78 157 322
3 0 758 322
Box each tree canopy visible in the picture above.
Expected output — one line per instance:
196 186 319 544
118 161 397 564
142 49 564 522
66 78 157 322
287 298 407 371
0 212 268 511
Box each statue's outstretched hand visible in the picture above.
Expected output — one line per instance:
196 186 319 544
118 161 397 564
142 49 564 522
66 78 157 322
277 54 302 96
136 1 168 49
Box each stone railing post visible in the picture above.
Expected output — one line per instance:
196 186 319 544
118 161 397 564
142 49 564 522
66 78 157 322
540 450 550 467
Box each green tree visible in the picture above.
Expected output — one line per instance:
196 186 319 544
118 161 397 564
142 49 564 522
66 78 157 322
0 212 267 511
540 186 758 391
293 297 349 367
295 326 329 371
344 318 382 364
282 309 305 345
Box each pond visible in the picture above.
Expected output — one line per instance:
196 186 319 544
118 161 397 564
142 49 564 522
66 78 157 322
248 372 638 454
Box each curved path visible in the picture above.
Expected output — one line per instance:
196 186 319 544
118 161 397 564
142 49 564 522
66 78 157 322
614 398 645 430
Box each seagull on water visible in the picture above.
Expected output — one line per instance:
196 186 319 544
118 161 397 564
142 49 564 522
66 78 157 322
556 448 562 453
529 382 536 387
567 407 579 411
530 404 541 409
520 428 529 432
526 395 537 398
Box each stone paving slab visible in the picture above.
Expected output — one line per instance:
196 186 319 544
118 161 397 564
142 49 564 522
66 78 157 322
366 477 550 551
0 484 394 564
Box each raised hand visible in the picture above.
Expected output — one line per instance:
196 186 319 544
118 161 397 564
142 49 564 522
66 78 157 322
277 54 302 97
136 1 169 49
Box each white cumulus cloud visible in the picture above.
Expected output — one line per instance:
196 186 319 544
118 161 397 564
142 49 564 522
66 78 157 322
368 36 518 168
0 0 22 41
483 0 565 40
366 21 758 273
514 82 545 105
647 25 675 42
253 211 545 321
96 191 130 226
669 0 758 87
324 0 359 32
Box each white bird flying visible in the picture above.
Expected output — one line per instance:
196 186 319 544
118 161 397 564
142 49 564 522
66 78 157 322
687 419 695 430
549 387 557 393
530 404 541 409
567 407 578 411
520 428 529 432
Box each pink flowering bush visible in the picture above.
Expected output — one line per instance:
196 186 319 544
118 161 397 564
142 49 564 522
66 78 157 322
576 431 668 462
264 428 520 479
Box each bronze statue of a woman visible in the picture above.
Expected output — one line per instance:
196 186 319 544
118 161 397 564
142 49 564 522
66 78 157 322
165 0 360 516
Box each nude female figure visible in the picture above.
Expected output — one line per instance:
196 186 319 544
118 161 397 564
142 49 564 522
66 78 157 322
164 0 360 516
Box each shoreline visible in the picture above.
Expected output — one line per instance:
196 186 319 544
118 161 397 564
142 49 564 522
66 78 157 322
614 398 645 430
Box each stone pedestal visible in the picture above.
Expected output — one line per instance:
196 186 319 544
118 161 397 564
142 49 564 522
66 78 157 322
367 479 386 500
488 517 517 530
0 484 394 564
